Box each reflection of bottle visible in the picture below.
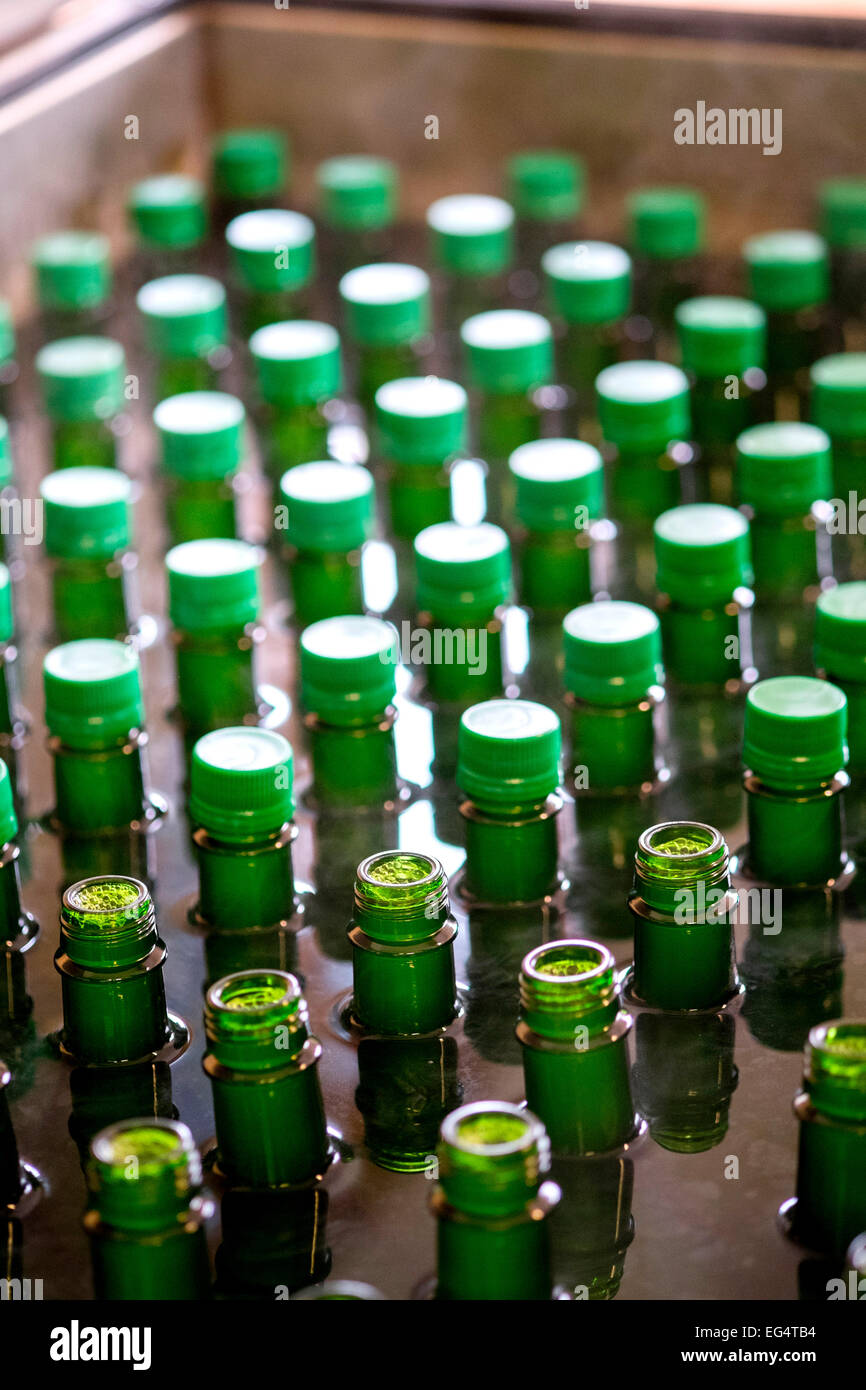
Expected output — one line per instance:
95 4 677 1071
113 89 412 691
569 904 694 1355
310 808 398 962
280 462 374 626
68 1061 176 1169
0 1058 22 1206
465 902 558 1065
568 797 660 942
84 1118 212 1300
250 321 341 483
35 336 127 471
355 1033 461 1172
154 391 243 544
41 466 134 641
740 887 843 1053
137 275 229 401
0 757 38 1010
216 1184 331 1299
225 209 315 336
791 1020 866 1257
432 1101 559 1301
632 1009 738 1152
550 1153 635 1300
815 583 866 776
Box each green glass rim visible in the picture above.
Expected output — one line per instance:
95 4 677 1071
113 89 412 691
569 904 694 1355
522 938 613 986
442 1100 536 1155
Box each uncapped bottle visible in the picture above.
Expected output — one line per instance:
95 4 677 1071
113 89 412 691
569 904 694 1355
249 320 342 481
35 336 127 470
31 230 112 339
154 391 245 543
339 261 431 407
136 274 229 401
40 466 134 642
278 461 374 626
815 582 866 774
225 209 315 334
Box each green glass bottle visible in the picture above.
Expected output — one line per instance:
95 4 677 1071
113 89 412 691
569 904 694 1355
510 437 603 618
249 320 342 482
41 466 134 642
316 155 398 282
458 697 562 905
293 1279 385 1302
299 615 399 808
339 261 431 408
0 756 38 980
818 178 866 327
542 240 632 439
225 209 315 334
549 1152 635 1301
790 1020 866 1258
127 174 208 275
136 274 229 401
654 502 755 688
35 336 127 470
413 521 511 704
31 231 112 339
427 193 515 329
166 538 263 737
56 876 185 1065
563 600 665 795
517 939 636 1155
743 675 849 887
627 820 739 1011
0 564 22 757
278 461 374 626
815 583 866 775
374 375 468 540
628 186 705 347
44 639 156 835
810 352 866 515
0 301 17 415
349 850 458 1037
674 295 769 505
213 128 288 224
460 308 554 524
204 969 329 1188
190 726 296 951
85 1118 212 1299
742 230 836 419
154 391 244 543
432 1100 559 1301
508 150 584 280
736 421 833 603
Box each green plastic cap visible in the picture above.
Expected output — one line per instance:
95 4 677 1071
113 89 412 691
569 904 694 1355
375 375 468 465
458 698 561 806
675 296 767 378
426 195 514 277
744 675 847 789
213 129 288 199
507 151 584 222
508 437 603 532
225 209 315 292
300 615 399 725
190 726 293 839
595 360 691 451
154 391 244 480
819 179 866 250
31 231 111 311
628 187 705 259
414 521 511 618
810 353 866 439
654 503 753 605
742 230 829 312
0 417 13 489
128 174 207 248
41 467 132 559
460 309 553 396
136 274 227 359
736 421 832 515
316 156 398 230
279 461 374 552
815 583 866 683
35 336 126 423
542 240 631 325
0 758 18 844
249 320 341 407
43 638 144 747
166 538 261 633
563 599 663 705
339 263 430 348
0 301 14 365
0 564 12 644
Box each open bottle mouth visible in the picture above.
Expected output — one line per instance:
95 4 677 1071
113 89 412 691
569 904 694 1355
634 821 731 911
524 940 610 983
64 875 149 923
205 969 306 1055
444 1101 534 1157
358 850 439 892
354 850 450 937
212 970 299 1014
93 1119 187 1172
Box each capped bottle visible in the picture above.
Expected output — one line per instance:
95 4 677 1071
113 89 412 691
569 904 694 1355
41 466 134 641
43 638 156 835
154 391 245 543
299 615 399 808
35 336 127 470
818 177 866 326
203 969 329 1187
56 875 184 1065
278 461 374 626
810 351 866 509
316 155 398 285
432 1100 559 1301
249 320 342 481
349 850 458 1036
426 193 515 329
457 697 563 906
212 128 288 223
0 564 23 761
518 939 636 1155
743 675 849 887
508 150 584 280
0 301 18 415
413 521 511 703
509 438 603 619
653 502 755 688
563 600 665 795
31 230 112 339
628 186 705 345
374 375 468 540
84 1118 212 1299
127 174 208 274
339 262 431 407
166 538 263 737
815 582 866 774
225 208 315 334
542 240 632 437
136 274 229 401
628 820 739 1011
